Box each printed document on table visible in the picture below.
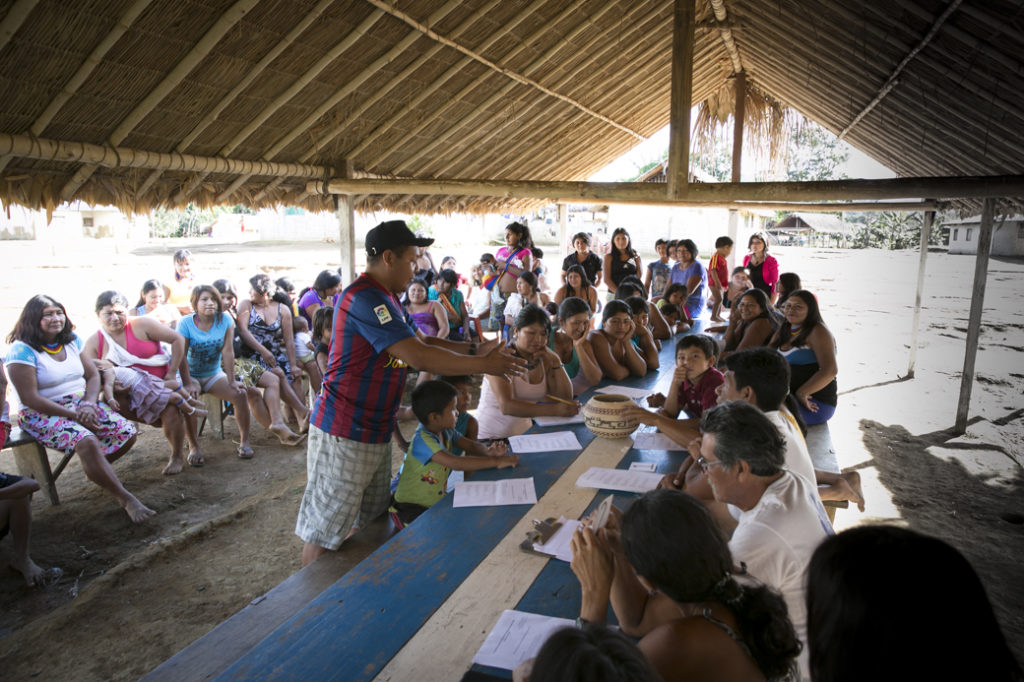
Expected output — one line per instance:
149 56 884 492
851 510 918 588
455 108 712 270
576 467 663 493
453 477 538 507
632 432 687 451
473 610 576 670
533 413 585 427
594 384 654 400
532 517 581 562
508 431 582 453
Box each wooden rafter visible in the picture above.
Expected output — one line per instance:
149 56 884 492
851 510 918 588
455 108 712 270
838 0 962 140
57 0 261 202
362 0 644 141
667 0 696 198
0 0 151 174
136 0 336 199
170 6 392 203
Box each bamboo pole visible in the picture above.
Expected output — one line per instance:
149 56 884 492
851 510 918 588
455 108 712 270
838 0 962 140
309 175 1024 203
337 160 356 287
137 0 336 199
667 0 695 199
708 0 742 72
558 203 568 257
557 199 939 211
58 0 262 201
954 199 995 434
0 132 326 177
906 210 934 379
728 70 746 268
362 0 643 141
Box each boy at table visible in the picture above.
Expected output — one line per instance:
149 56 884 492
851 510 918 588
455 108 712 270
389 380 517 527
295 221 526 567
646 334 723 419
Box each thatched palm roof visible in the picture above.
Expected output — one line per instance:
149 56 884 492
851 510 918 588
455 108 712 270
0 0 1020 215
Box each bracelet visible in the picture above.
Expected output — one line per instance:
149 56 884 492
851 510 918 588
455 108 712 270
79 400 96 408
575 616 590 629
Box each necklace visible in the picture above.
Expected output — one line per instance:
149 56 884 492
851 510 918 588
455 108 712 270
42 341 63 354
790 324 802 336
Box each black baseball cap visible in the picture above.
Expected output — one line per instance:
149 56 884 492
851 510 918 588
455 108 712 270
365 220 434 256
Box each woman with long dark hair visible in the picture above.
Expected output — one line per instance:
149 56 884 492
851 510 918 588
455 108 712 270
491 222 535 333
744 233 779 303
554 264 599 312
602 227 642 301
720 288 780 361
550 297 603 396
475 304 577 439
588 300 649 381
770 290 837 425
297 269 342 326
571 489 801 681
5 295 150 521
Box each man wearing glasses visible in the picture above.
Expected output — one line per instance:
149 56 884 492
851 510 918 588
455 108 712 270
697 401 832 679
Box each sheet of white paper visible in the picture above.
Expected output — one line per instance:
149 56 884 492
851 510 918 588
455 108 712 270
532 518 581 562
629 461 657 472
508 431 582 453
632 432 688 451
473 610 576 670
452 477 538 507
576 467 664 493
532 413 585 427
594 385 654 400
445 469 465 493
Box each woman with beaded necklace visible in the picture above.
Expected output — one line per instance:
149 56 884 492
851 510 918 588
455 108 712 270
5 295 152 522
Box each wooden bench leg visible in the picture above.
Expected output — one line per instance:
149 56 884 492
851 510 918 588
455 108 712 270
199 393 225 440
12 441 60 505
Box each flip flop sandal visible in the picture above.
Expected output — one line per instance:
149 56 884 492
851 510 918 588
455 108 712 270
237 445 255 459
188 453 205 467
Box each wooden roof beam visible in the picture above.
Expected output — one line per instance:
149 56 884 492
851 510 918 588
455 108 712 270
173 5 398 204
354 0 596 167
0 0 154 174
308 174 1024 203
0 131 326 178
433 5 680 180
362 0 644 141
667 0 696 198
57 0 261 202
136 0 336 199
838 0 963 140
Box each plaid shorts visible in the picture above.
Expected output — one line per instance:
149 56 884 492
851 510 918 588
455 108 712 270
294 424 392 550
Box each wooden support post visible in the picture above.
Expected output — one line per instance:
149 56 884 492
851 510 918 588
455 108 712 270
954 199 995 434
728 71 745 266
906 209 933 379
667 0 695 199
336 161 356 286
557 203 568 258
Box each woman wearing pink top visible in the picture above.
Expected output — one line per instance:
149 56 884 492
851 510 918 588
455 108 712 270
742 233 779 304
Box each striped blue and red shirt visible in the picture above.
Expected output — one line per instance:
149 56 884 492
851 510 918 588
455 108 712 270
311 274 415 443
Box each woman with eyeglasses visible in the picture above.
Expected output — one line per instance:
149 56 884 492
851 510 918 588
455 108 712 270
743 233 779 304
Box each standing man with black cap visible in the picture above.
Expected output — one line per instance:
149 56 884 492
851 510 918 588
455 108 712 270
296 220 526 566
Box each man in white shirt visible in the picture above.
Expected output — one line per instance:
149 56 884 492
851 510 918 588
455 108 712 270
697 401 833 679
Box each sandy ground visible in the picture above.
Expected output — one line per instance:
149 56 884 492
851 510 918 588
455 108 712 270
0 237 1021 679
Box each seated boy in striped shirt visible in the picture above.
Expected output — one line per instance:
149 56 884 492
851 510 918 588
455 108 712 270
390 379 517 527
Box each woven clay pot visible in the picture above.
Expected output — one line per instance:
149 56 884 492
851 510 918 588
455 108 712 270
583 393 639 439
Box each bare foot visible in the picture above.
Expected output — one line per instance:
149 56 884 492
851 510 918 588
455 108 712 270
163 455 185 475
840 471 866 512
123 497 156 522
10 557 46 587
270 423 303 445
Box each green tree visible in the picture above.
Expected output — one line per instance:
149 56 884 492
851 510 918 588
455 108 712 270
785 122 849 182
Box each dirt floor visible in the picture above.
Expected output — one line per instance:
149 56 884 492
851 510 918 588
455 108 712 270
0 237 1021 679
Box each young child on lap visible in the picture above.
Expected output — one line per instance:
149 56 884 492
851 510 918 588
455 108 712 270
389 380 518 528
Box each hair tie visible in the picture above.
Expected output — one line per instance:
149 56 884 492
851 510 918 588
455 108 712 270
711 572 744 608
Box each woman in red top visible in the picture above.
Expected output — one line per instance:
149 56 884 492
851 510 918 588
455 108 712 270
83 291 198 475
742 233 779 304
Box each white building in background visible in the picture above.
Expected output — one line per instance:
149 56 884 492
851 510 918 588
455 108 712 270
947 215 1024 256
0 202 149 241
